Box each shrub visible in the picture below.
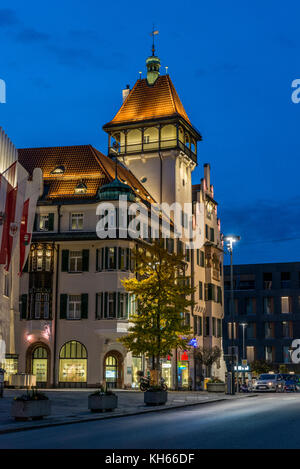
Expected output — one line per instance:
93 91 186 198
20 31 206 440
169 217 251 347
14 388 49 401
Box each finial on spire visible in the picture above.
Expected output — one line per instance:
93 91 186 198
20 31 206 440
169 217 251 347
150 26 159 56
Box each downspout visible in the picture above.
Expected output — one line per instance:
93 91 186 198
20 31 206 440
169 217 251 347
52 204 61 387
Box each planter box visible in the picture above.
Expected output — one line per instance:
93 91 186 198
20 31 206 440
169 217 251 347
88 394 118 412
10 374 36 388
207 382 226 393
144 390 168 406
11 399 51 421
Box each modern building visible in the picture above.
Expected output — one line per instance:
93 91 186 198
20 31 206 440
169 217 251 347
223 262 300 371
15 48 225 389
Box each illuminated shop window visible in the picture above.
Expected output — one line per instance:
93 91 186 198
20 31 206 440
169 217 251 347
59 341 87 383
32 347 48 383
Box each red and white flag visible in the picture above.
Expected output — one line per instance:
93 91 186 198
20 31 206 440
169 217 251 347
19 185 41 274
0 162 17 266
5 175 27 271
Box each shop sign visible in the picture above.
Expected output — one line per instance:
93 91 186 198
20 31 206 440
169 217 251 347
162 363 171 369
181 351 189 361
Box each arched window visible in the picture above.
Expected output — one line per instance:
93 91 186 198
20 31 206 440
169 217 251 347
31 345 49 384
59 341 87 384
33 346 48 359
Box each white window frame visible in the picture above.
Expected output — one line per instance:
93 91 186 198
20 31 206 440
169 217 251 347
67 295 81 320
69 251 83 273
39 214 49 232
71 213 84 231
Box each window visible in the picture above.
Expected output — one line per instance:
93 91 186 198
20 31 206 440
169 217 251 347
96 292 131 319
210 228 214 242
51 165 65 175
281 296 291 314
205 283 215 301
143 135 150 144
263 272 272 290
246 346 255 363
30 247 53 272
205 317 210 336
281 272 291 289
199 281 203 300
245 298 255 315
39 215 49 231
263 297 273 314
228 322 237 339
69 251 83 272
265 346 273 363
282 321 291 338
246 323 256 339
59 341 87 383
29 291 51 320
74 182 87 195
212 318 216 337
67 295 81 320
107 248 116 269
264 322 274 339
283 346 291 364
71 213 84 230
196 250 205 267
217 286 222 304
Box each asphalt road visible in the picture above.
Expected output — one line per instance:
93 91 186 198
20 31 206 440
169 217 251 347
1 394 300 449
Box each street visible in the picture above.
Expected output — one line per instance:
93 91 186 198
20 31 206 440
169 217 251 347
1 394 300 449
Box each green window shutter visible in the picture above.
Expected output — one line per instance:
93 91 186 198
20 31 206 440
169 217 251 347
118 247 122 270
48 213 54 231
113 247 117 269
199 317 202 336
104 292 108 318
101 248 104 270
23 259 29 273
95 293 98 319
201 251 205 267
96 249 99 271
33 214 38 232
81 293 88 319
205 224 208 239
105 247 109 270
20 294 27 319
117 292 121 318
61 250 69 272
113 292 117 317
197 249 200 265
99 292 103 318
126 294 129 318
126 248 130 270
82 249 89 272
60 294 67 319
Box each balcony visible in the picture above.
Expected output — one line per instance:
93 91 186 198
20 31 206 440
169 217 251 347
108 139 197 164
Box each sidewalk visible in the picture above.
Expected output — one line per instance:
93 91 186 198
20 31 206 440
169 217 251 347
0 389 257 434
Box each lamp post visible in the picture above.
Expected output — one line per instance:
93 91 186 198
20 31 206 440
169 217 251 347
224 235 240 395
240 323 247 384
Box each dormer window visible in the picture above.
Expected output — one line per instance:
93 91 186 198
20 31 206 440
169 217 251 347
74 182 87 195
51 165 65 175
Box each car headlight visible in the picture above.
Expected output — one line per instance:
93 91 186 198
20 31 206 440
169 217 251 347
268 382 273 386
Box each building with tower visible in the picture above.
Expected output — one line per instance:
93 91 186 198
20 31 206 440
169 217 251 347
15 47 225 389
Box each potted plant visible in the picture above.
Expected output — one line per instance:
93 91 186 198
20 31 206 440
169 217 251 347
88 385 118 412
206 377 226 393
144 385 168 406
11 388 51 421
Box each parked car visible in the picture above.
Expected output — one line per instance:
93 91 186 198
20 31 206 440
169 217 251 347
253 373 285 392
280 374 298 392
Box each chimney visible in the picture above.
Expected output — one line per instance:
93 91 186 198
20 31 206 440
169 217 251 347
122 84 130 102
204 163 210 192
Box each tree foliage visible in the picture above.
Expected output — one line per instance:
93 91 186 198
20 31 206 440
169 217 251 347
118 240 195 370
194 346 221 368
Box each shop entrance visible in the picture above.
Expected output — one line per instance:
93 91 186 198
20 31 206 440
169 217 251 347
104 351 123 389
26 343 50 388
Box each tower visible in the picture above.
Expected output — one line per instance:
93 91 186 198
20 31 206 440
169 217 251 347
103 51 201 208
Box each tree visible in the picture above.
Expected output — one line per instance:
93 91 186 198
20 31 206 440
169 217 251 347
194 346 221 378
119 240 195 384
250 360 273 376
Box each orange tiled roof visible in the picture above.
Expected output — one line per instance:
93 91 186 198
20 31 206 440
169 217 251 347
18 145 154 202
105 75 191 126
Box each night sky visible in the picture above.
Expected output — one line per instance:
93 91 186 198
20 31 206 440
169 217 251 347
1 0 300 265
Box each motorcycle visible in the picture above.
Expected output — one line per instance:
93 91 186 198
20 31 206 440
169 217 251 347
139 376 168 391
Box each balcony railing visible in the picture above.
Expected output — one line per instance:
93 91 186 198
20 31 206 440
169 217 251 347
108 139 197 163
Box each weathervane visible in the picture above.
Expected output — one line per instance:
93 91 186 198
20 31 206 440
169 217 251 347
150 26 159 56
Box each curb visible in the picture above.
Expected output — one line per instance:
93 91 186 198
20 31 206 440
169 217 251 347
0 394 258 436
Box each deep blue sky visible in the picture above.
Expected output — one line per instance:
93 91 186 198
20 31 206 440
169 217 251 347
1 0 300 265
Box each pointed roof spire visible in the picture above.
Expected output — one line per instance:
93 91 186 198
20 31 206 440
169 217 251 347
147 28 160 85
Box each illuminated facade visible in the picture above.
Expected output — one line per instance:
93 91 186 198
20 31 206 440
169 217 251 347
16 51 225 388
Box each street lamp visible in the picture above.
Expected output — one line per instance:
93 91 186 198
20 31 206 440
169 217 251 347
224 235 240 395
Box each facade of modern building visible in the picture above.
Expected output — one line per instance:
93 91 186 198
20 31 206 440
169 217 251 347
223 262 300 371
15 50 225 389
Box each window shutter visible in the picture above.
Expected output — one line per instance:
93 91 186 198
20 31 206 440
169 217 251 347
126 248 130 271
113 247 117 269
126 294 129 318
48 213 54 231
23 259 29 273
105 247 109 269
82 249 89 272
33 214 38 232
81 293 88 319
95 293 98 319
20 294 27 319
101 248 104 270
96 249 99 271
60 294 67 319
117 292 121 318
61 250 69 272
113 292 117 317
104 292 108 318
118 247 122 270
